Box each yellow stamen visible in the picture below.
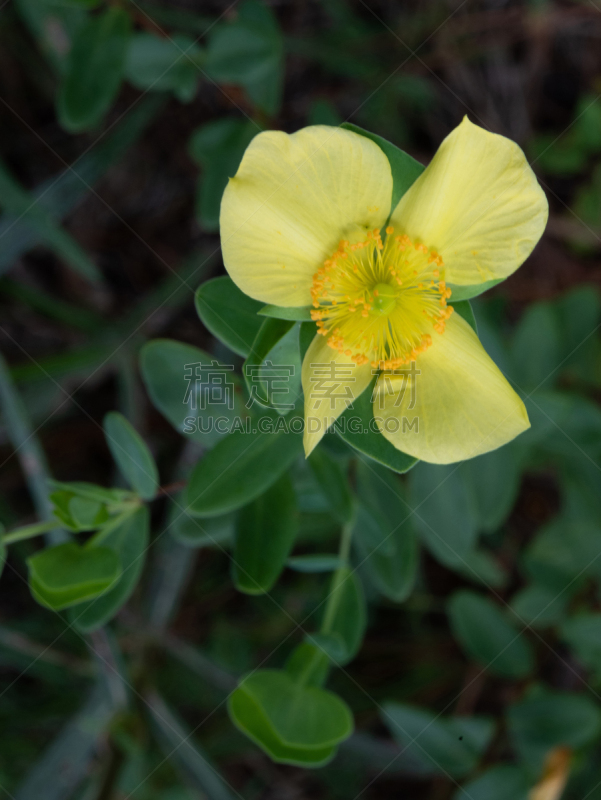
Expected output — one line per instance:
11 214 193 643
310 228 449 368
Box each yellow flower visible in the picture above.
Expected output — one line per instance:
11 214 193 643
220 118 548 464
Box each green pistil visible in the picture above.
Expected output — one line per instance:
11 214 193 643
371 282 398 316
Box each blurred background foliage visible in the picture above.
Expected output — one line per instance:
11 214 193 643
2 0 601 798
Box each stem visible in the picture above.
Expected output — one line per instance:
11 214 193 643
0 350 66 544
320 521 354 636
2 519 56 545
87 510 135 547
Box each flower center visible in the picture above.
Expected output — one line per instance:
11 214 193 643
310 226 453 370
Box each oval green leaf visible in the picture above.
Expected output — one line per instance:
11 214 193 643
186 414 303 517
448 590 535 679
140 338 243 448
57 7 131 132
195 276 264 357
258 304 313 321
28 542 121 611
307 448 354 525
243 318 302 413
321 567 366 664
336 377 418 474
507 689 601 773
340 123 424 211
168 497 234 548
71 507 150 631
383 702 494 779
232 474 298 594
354 461 418 602
409 462 478 566
103 412 158 500
228 669 353 766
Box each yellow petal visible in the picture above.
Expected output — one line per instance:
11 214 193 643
220 126 392 306
373 313 529 464
302 333 373 456
389 117 548 286
529 747 571 800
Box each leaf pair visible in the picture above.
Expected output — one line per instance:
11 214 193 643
28 506 149 628
229 669 353 767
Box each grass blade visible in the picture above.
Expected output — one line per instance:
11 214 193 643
146 690 236 800
0 95 165 274
0 350 65 544
0 160 100 282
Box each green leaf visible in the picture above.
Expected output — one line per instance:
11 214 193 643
510 301 561 389
448 590 535 679
309 98 342 126
0 161 100 282
0 95 163 275
460 443 523 533
146 692 236 800
228 670 353 766
195 276 264 357
49 480 133 506
523 517 601 594
454 549 508 589
13 0 88 70
140 338 243 448
71 507 149 631
354 460 418 602
447 278 504 303
103 412 159 500
57 7 131 132
307 448 354 524
336 377 418 474
243 319 302 413
232 475 298 594
510 583 567 629
186 413 303 517
68 497 106 529
321 567 366 664
285 642 330 688
453 765 530 800
168 498 234 548
125 33 202 102
409 462 478 566
556 284 601 385
299 320 318 362
341 123 424 210
286 554 344 573
48 483 132 539
205 0 284 115
559 614 601 676
189 119 258 230
450 299 477 333
28 542 121 611
258 304 314 321
507 689 601 774
49 489 108 532
383 702 494 778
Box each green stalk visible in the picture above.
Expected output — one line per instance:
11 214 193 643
2 519 56 545
321 521 354 636
0 351 65 544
